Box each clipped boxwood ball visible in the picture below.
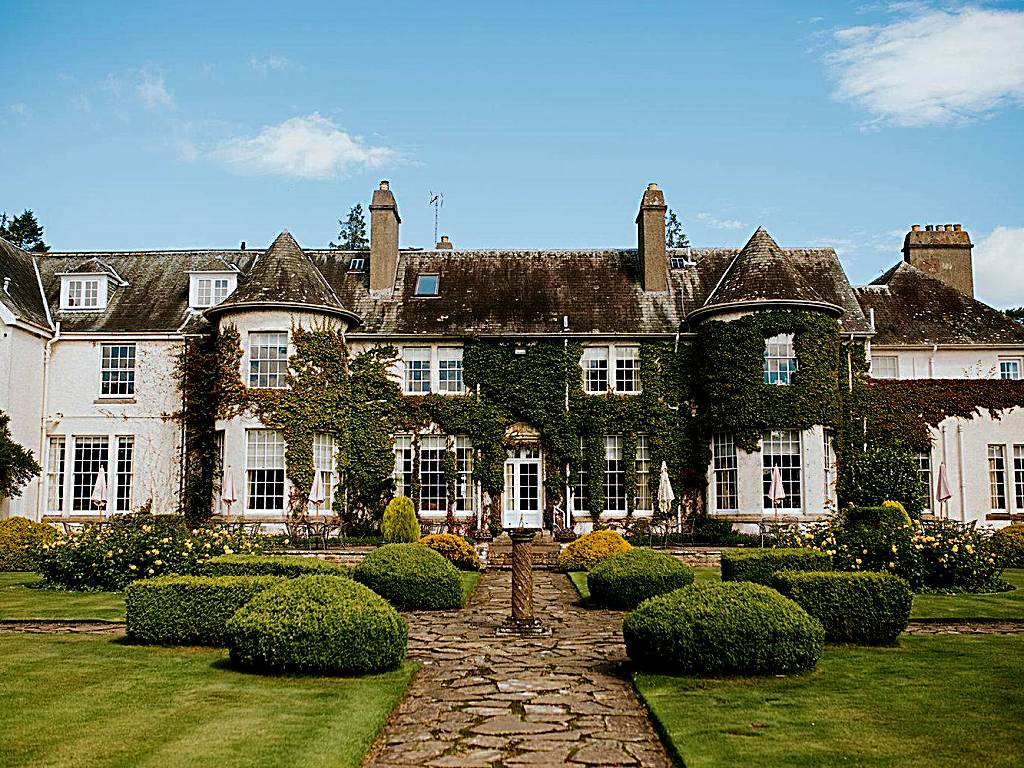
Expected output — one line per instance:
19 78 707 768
623 582 824 675
557 530 631 572
588 549 695 609
354 543 463 610
227 575 407 675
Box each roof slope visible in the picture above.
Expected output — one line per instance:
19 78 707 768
0 237 51 330
857 261 1024 345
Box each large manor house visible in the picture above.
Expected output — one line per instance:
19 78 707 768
1 182 1022 532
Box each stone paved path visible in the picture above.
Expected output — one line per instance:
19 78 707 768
364 570 672 768
0 621 124 634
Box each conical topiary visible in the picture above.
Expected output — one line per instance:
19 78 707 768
382 496 420 543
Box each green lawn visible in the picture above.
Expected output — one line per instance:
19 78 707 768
0 634 415 768
636 634 1024 768
0 572 125 622
461 571 481 605
568 565 720 603
911 568 1024 620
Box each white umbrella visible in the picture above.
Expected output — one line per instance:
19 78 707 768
657 461 677 530
936 462 953 517
221 467 238 519
308 471 326 518
768 465 786 523
90 466 109 514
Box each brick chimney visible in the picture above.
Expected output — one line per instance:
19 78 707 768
436 235 453 250
636 183 668 292
903 223 974 297
369 180 401 293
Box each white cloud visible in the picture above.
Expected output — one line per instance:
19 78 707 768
696 212 745 230
9 102 28 115
827 5 1024 127
136 73 175 110
250 55 292 75
974 226 1024 308
211 113 395 179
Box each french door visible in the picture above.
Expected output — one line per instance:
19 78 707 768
503 446 543 529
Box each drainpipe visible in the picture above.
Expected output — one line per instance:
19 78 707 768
847 348 853 392
929 344 938 378
940 425 948 519
955 422 966 523
36 321 61 521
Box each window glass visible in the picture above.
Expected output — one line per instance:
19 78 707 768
248 332 289 388
1000 359 1022 380
635 434 651 511
713 433 738 511
871 356 899 379
246 430 286 511
762 430 801 510
455 436 473 512
65 278 102 309
116 436 134 512
310 433 336 513
46 437 66 513
438 348 464 394
989 445 1007 510
419 436 446 513
615 346 641 393
414 274 439 296
582 348 609 394
1014 445 1024 510
763 334 797 385
72 436 109 511
393 435 414 498
916 452 933 511
604 435 626 513
101 343 136 397
573 436 589 513
403 347 432 394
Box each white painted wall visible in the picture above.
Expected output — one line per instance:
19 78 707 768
0 322 46 518
871 345 1024 379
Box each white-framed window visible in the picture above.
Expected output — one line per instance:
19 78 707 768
582 345 642 394
455 436 474 513
635 434 651 511
1014 445 1024 510
248 332 289 388
615 346 641 394
115 436 134 512
190 273 236 308
582 348 609 394
989 444 1007 510
438 347 465 394
60 276 107 310
72 436 110 511
414 274 440 296
573 436 589 514
999 358 1022 380
604 435 626 513
871 355 899 379
393 435 414 498
403 347 432 394
419 436 446 513
246 430 286 512
764 334 797 385
713 433 738 512
916 451 933 512
46 437 66 513
311 433 337 513
100 343 136 397
762 429 802 510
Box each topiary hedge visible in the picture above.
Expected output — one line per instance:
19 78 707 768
991 524 1024 568
125 575 283 646
587 549 695 609
771 570 912 645
0 517 58 571
227 575 407 675
354 543 463 610
721 547 831 585
623 582 824 675
202 554 351 578
382 496 419 543
557 530 631 572
419 534 481 571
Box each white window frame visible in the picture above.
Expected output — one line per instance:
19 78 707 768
419 436 447 514
572 436 589 515
604 435 626 513
634 434 652 512
989 444 1007 511
762 429 802 512
414 273 440 296
60 275 108 310
246 429 286 513
763 333 797 385
871 355 899 379
45 436 66 514
115 435 135 512
1014 444 1024 510
581 344 642 395
437 347 465 394
393 435 414 498
916 451 933 512
455 436 474 513
310 433 337 514
247 331 289 389
401 345 466 395
999 358 1022 380
99 343 136 398
713 433 738 513
582 347 609 394
615 346 641 394
189 272 237 308
402 347 432 394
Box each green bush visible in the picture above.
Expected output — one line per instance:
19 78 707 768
721 548 831 585
557 530 631 572
202 554 351 578
419 534 481 570
991 524 1024 568
840 442 926 518
227 575 407 675
587 549 695 609
382 496 419 543
0 517 58 571
833 506 923 588
125 575 282 646
354 543 462 610
771 570 912 645
623 582 824 675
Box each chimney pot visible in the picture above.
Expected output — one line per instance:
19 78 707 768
953 224 961 231
911 224 921 232
2 277 10 293
240 241 246 250
436 235 453 250
925 225 934 231
379 180 390 191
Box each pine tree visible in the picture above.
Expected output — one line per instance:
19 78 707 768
665 209 689 248
330 204 369 250
0 411 41 500
0 209 49 252
1004 307 1024 325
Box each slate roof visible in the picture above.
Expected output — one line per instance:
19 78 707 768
856 262 1024 345
0 237 51 330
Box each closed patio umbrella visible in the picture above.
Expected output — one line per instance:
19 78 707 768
768 465 786 523
936 462 953 518
308 471 326 519
90 466 109 514
222 467 238 519
657 461 677 530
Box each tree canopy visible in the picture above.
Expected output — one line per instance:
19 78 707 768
330 204 369 250
666 209 689 248
0 411 41 500
0 209 49 252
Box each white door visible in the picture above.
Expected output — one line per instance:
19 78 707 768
503 447 543 529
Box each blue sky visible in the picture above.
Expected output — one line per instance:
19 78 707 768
1 1 1022 305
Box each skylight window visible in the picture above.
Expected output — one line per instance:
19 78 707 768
348 257 366 272
414 274 439 296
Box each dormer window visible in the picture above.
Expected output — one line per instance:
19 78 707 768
60 276 108 310
189 272 237 308
414 274 439 296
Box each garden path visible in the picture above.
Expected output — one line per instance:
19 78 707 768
364 570 673 768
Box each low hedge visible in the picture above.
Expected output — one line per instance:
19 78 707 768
721 548 831 585
623 581 824 675
202 554 351 578
991 525 1024 568
125 575 283 646
0 517 58 571
587 549 695 609
771 570 912 645
354 543 463 610
227 575 407 674
419 534 481 571
557 530 631 572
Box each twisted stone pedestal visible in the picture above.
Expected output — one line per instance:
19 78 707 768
496 529 549 636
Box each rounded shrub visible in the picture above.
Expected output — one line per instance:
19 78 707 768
834 506 922 588
588 549 695 609
991 524 1024 568
623 582 824 675
227 575 407 675
202 554 351 578
126 575 283 646
354 543 463 610
771 570 912 645
0 517 58 571
419 534 481 571
721 548 832 585
557 530 631 572
382 496 419 543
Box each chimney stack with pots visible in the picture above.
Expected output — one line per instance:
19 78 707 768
636 183 668 293
903 223 974 297
436 235 453 250
369 180 401 293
